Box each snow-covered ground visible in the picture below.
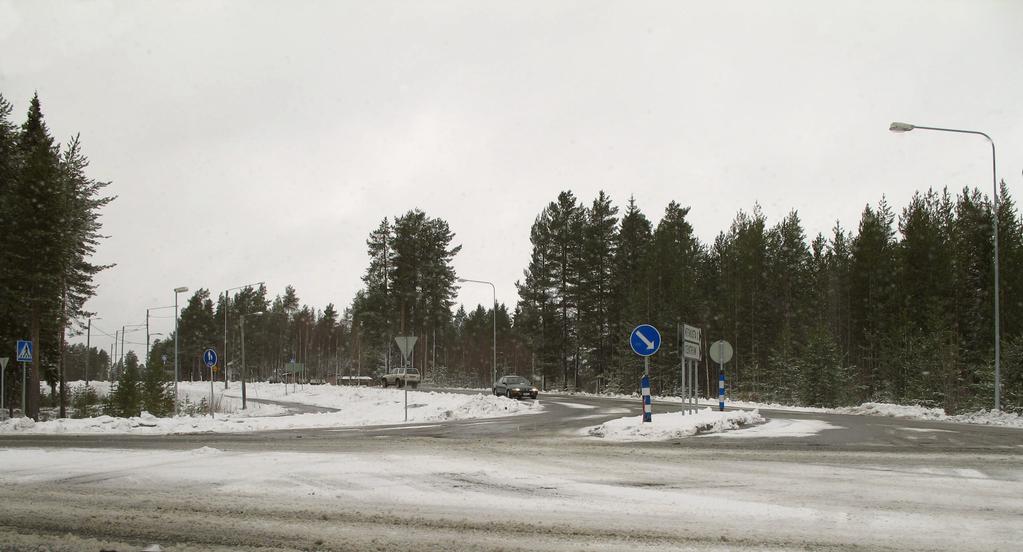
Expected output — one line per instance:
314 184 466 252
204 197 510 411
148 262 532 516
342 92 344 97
2 383 541 435
587 408 764 441
1 441 1019 551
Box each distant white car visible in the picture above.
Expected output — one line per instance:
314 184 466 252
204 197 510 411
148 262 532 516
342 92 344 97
381 367 421 388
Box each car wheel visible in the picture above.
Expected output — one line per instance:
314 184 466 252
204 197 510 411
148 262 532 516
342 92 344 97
382 379 388 388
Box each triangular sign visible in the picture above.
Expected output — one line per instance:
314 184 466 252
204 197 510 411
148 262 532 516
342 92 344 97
17 342 32 362
394 336 418 361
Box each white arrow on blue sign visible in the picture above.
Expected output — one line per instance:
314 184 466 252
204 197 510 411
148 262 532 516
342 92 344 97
16 340 33 362
630 324 661 357
202 348 218 368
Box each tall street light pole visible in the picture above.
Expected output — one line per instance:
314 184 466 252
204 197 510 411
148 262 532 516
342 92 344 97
120 324 145 369
458 278 497 388
85 317 100 385
889 122 1001 410
221 281 265 390
146 305 175 368
239 311 264 410
173 286 189 415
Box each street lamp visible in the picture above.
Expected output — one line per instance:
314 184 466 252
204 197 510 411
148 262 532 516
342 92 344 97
120 324 146 368
889 121 1001 410
239 311 264 409
221 281 265 390
85 317 100 385
458 278 497 388
173 286 189 415
145 305 174 369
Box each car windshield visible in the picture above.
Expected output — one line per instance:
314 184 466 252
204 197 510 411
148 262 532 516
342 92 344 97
506 377 528 385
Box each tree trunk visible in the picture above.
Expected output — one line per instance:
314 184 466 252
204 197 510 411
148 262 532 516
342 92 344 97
29 304 41 421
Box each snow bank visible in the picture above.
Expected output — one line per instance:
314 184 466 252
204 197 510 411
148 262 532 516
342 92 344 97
837 402 1023 428
0 389 542 435
587 408 763 441
576 389 1023 429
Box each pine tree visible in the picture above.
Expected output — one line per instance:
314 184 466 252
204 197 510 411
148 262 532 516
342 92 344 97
177 289 217 380
0 94 20 400
516 209 558 388
10 94 66 420
610 197 653 392
576 191 618 389
648 200 702 393
849 199 898 402
140 355 174 416
106 351 142 417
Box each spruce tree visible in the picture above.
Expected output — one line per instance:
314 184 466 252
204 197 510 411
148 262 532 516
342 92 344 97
107 351 142 417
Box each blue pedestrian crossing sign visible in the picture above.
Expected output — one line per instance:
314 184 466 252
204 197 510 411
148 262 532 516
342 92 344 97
203 348 218 368
630 324 661 357
16 340 33 362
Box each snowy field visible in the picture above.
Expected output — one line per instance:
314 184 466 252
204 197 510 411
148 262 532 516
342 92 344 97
2 382 541 435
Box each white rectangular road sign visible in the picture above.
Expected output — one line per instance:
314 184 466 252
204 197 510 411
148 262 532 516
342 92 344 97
683 341 701 361
683 324 701 344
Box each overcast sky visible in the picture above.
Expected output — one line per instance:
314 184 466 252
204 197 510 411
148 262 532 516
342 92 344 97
2 1 1021 348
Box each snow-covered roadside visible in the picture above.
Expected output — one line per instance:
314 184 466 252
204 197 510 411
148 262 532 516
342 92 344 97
835 402 1023 427
0 387 541 435
587 408 764 441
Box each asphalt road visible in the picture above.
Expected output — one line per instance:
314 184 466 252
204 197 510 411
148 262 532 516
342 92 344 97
2 389 1020 454
2 390 1022 551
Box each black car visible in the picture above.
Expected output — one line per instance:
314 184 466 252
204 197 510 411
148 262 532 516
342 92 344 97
493 375 539 399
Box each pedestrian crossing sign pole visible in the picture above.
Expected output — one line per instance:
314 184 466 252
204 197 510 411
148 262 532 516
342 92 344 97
16 340 32 417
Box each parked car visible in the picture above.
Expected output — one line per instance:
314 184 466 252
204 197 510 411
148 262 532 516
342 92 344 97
493 375 539 399
381 367 421 388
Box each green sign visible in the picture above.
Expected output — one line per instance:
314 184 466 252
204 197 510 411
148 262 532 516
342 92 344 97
283 362 305 374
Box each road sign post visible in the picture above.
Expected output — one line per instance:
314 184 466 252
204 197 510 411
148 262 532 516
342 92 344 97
16 340 32 418
680 324 702 415
1 357 7 413
203 348 218 418
709 340 733 411
630 325 660 422
641 374 652 422
394 336 418 422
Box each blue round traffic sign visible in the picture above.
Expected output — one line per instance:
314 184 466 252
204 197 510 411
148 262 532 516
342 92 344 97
630 324 661 357
203 348 218 368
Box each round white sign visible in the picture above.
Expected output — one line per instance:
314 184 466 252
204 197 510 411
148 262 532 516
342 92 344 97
709 340 733 364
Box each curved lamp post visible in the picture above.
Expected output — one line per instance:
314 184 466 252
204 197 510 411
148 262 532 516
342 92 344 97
458 278 497 388
173 286 189 415
239 311 264 409
890 122 1001 410
221 281 265 389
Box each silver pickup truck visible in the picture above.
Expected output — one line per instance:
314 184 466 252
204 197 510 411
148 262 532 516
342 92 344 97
381 367 421 388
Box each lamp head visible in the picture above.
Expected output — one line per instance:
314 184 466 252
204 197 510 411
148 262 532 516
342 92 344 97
174 286 189 293
889 122 915 133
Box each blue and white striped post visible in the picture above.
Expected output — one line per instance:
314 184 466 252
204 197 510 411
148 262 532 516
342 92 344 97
718 372 725 411
641 374 652 422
